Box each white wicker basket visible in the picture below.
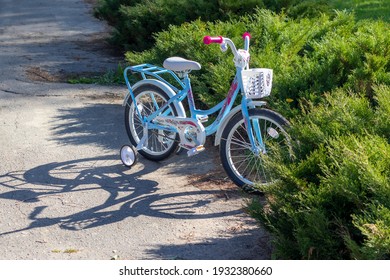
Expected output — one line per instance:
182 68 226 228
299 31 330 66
242 68 273 99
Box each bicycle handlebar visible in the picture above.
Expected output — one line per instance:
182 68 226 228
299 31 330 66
203 36 224 45
203 32 251 54
242 32 251 40
242 32 251 51
203 33 251 45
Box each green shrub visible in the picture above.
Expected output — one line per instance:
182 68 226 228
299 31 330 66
286 0 330 18
248 86 390 259
349 205 390 259
94 0 140 25
328 0 390 22
374 85 390 140
95 0 336 51
125 10 390 116
263 0 330 18
95 0 266 51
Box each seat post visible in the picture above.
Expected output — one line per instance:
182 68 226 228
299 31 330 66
176 70 190 79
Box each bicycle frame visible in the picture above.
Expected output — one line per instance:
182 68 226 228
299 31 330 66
150 75 240 136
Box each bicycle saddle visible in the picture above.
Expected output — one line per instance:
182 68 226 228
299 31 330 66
163 57 201 72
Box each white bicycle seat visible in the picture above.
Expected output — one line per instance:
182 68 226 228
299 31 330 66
163 57 201 72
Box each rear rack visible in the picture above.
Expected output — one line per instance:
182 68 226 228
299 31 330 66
124 63 185 93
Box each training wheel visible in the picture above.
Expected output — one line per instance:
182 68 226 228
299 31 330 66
120 145 138 168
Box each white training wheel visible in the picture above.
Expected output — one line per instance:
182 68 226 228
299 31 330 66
120 145 138 168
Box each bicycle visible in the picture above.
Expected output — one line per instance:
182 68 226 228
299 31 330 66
120 32 290 189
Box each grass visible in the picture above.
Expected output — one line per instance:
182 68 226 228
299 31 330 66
51 248 79 254
63 249 79 254
329 0 390 21
67 64 125 85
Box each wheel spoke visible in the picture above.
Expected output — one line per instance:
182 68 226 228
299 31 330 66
229 139 252 150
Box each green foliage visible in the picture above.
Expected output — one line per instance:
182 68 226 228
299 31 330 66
125 10 390 116
95 0 337 51
349 205 390 259
329 0 390 22
249 86 390 259
94 0 140 25
263 0 330 18
95 0 266 51
374 85 390 140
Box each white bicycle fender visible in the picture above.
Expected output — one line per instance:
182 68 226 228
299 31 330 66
122 79 187 118
214 101 266 146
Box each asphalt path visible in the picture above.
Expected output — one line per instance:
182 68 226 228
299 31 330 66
0 0 270 259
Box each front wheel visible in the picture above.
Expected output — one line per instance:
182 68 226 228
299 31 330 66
220 108 291 190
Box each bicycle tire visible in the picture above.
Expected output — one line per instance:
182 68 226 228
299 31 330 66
220 108 290 190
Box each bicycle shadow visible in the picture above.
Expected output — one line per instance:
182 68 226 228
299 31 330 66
0 100 254 258
49 102 230 179
0 155 241 236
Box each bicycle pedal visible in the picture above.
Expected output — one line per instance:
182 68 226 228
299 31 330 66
187 145 205 157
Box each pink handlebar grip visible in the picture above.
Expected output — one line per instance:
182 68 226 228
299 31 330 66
203 36 224 45
242 32 251 39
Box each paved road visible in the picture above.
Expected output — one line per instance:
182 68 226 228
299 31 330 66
0 0 270 259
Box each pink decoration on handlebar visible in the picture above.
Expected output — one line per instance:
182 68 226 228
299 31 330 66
242 32 251 39
203 36 223 45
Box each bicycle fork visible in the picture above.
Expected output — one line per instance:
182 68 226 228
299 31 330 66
241 100 266 156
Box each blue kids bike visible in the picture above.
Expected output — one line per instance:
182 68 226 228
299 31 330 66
120 33 290 189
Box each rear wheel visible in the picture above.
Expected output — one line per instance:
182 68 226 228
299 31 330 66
220 108 290 190
124 84 179 161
